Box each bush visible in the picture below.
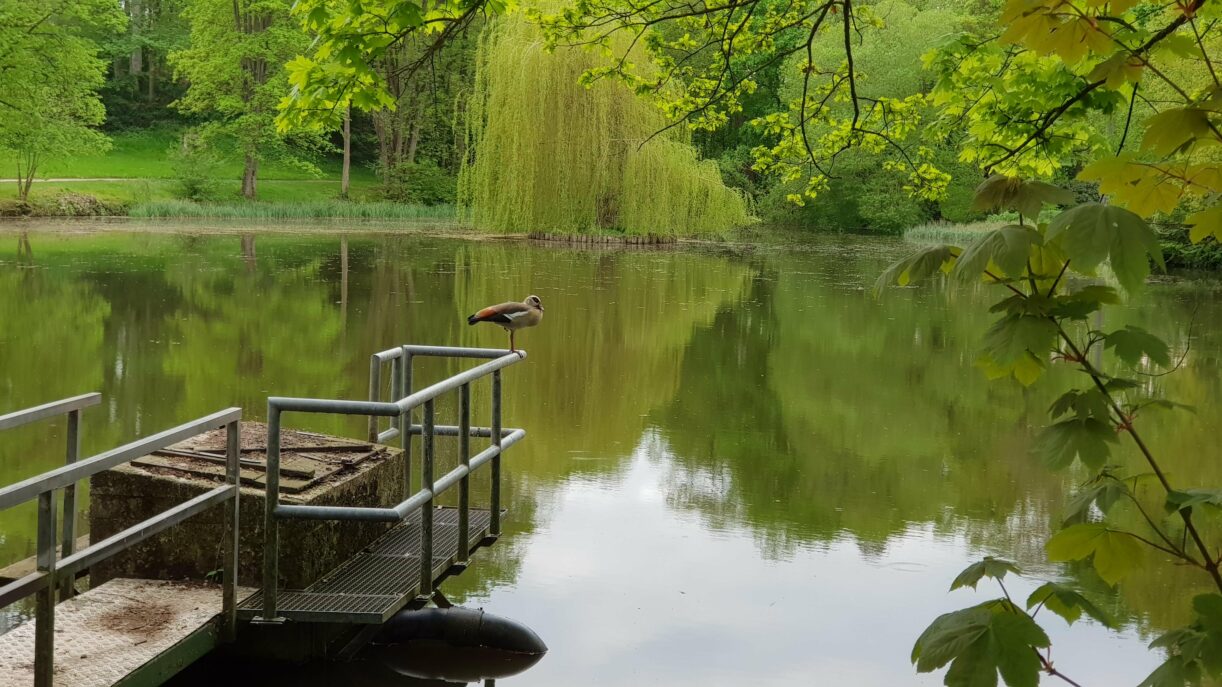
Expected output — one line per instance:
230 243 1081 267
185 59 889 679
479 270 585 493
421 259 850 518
1161 225 1222 270
378 160 456 205
170 139 225 202
53 192 119 216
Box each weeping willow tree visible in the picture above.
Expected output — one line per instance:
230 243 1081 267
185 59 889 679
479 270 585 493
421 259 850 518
458 15 751 237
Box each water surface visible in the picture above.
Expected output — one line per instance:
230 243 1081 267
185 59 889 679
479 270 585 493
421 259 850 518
1 222 1220 685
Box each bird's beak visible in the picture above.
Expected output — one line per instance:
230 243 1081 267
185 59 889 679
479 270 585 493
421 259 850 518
539 305 545 311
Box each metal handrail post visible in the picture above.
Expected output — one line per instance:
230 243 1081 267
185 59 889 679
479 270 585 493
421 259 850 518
367 355 381 442
419 400 435 597
60 408 80 599
457 383 471 563
401 346 413 497
260 405 282 622
390 356 402 436
490 370 502 536
221 419 240 641
34 490 57 687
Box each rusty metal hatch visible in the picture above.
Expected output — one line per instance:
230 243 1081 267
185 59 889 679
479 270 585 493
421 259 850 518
133 421 385 494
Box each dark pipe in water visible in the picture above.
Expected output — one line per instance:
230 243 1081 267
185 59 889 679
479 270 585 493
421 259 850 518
373 608 547 682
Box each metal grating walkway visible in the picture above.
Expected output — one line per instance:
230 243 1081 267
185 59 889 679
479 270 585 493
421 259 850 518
237 507 495 623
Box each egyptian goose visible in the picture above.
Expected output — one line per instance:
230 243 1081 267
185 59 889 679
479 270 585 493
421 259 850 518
467 295 544 352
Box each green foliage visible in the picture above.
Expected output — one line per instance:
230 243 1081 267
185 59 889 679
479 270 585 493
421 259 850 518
1046 204 1166 294
971 176 1074 220
1034 418 1117 470
1165 490 1222 516
953 225 1044 282
1046 523 1144 587
950 557 1021 591
128 199 454 220
457 15 750 237
0 0 125 199
379 161 457 206
1025 583 1112 627
874 244 960 291
170 140 224 201
1141 595 1222 687
912 600 1050 687
171 0 321 198
1104 325 1172 368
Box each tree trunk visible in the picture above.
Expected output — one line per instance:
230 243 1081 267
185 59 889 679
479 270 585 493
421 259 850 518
241 234 256 271
406 119 421 165
341 107 351 199
242 154 258 200
147 59 156 102
373 115 390 179
128 0 143 95
17 154 35 202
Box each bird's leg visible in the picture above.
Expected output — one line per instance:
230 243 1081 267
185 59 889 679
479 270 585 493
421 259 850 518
509 330 515 353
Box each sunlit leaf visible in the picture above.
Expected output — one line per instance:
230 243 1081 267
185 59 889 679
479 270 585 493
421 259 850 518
1104 325 1171 367
1046 203 1164 293
875 245 961 293
1142 108 1213 157
1026 582 1113 627
1088 53 1143 89
1046 522 1144 586
953 225 1043 282
951 557 1023 591
1187 204 1222 244
972 175 1074 219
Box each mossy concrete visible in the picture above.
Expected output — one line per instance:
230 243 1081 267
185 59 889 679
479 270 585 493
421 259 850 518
89 445 408 590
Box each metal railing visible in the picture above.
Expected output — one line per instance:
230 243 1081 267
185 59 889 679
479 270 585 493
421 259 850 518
0 396 242 687
0 393 100 600
258 345 527 622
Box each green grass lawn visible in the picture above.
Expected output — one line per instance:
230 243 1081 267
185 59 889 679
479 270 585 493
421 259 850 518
0 126 378 183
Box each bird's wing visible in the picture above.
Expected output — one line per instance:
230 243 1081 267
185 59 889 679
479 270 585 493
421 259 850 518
472 302 530 324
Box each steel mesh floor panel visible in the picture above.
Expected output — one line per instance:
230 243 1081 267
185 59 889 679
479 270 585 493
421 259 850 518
312 554 423 596
237 507 495 623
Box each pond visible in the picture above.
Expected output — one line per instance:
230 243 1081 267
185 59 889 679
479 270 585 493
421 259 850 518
1 222 1220 686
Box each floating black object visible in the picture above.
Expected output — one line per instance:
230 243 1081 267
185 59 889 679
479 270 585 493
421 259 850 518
373 607 547 682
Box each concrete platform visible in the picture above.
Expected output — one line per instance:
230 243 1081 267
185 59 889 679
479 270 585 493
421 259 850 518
0 578 252 687
91 422 407 590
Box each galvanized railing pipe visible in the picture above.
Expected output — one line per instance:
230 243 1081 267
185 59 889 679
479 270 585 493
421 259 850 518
406 424 516 438
393 352 524 416
260 404 283 622
223 420 240 641
0 393 100 431
491 370 502 536
0 407 242 510
419 399 435 597
264 346 528 620
401 346 413 497
34 490 56 687
60 408 81 599
0 400 241 685
433 429 526 494
458 383 471 563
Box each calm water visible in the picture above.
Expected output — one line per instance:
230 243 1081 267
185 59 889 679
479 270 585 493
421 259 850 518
2 222 1221 685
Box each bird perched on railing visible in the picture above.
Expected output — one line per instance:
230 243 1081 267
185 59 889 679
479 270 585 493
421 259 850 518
467 295 544 353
